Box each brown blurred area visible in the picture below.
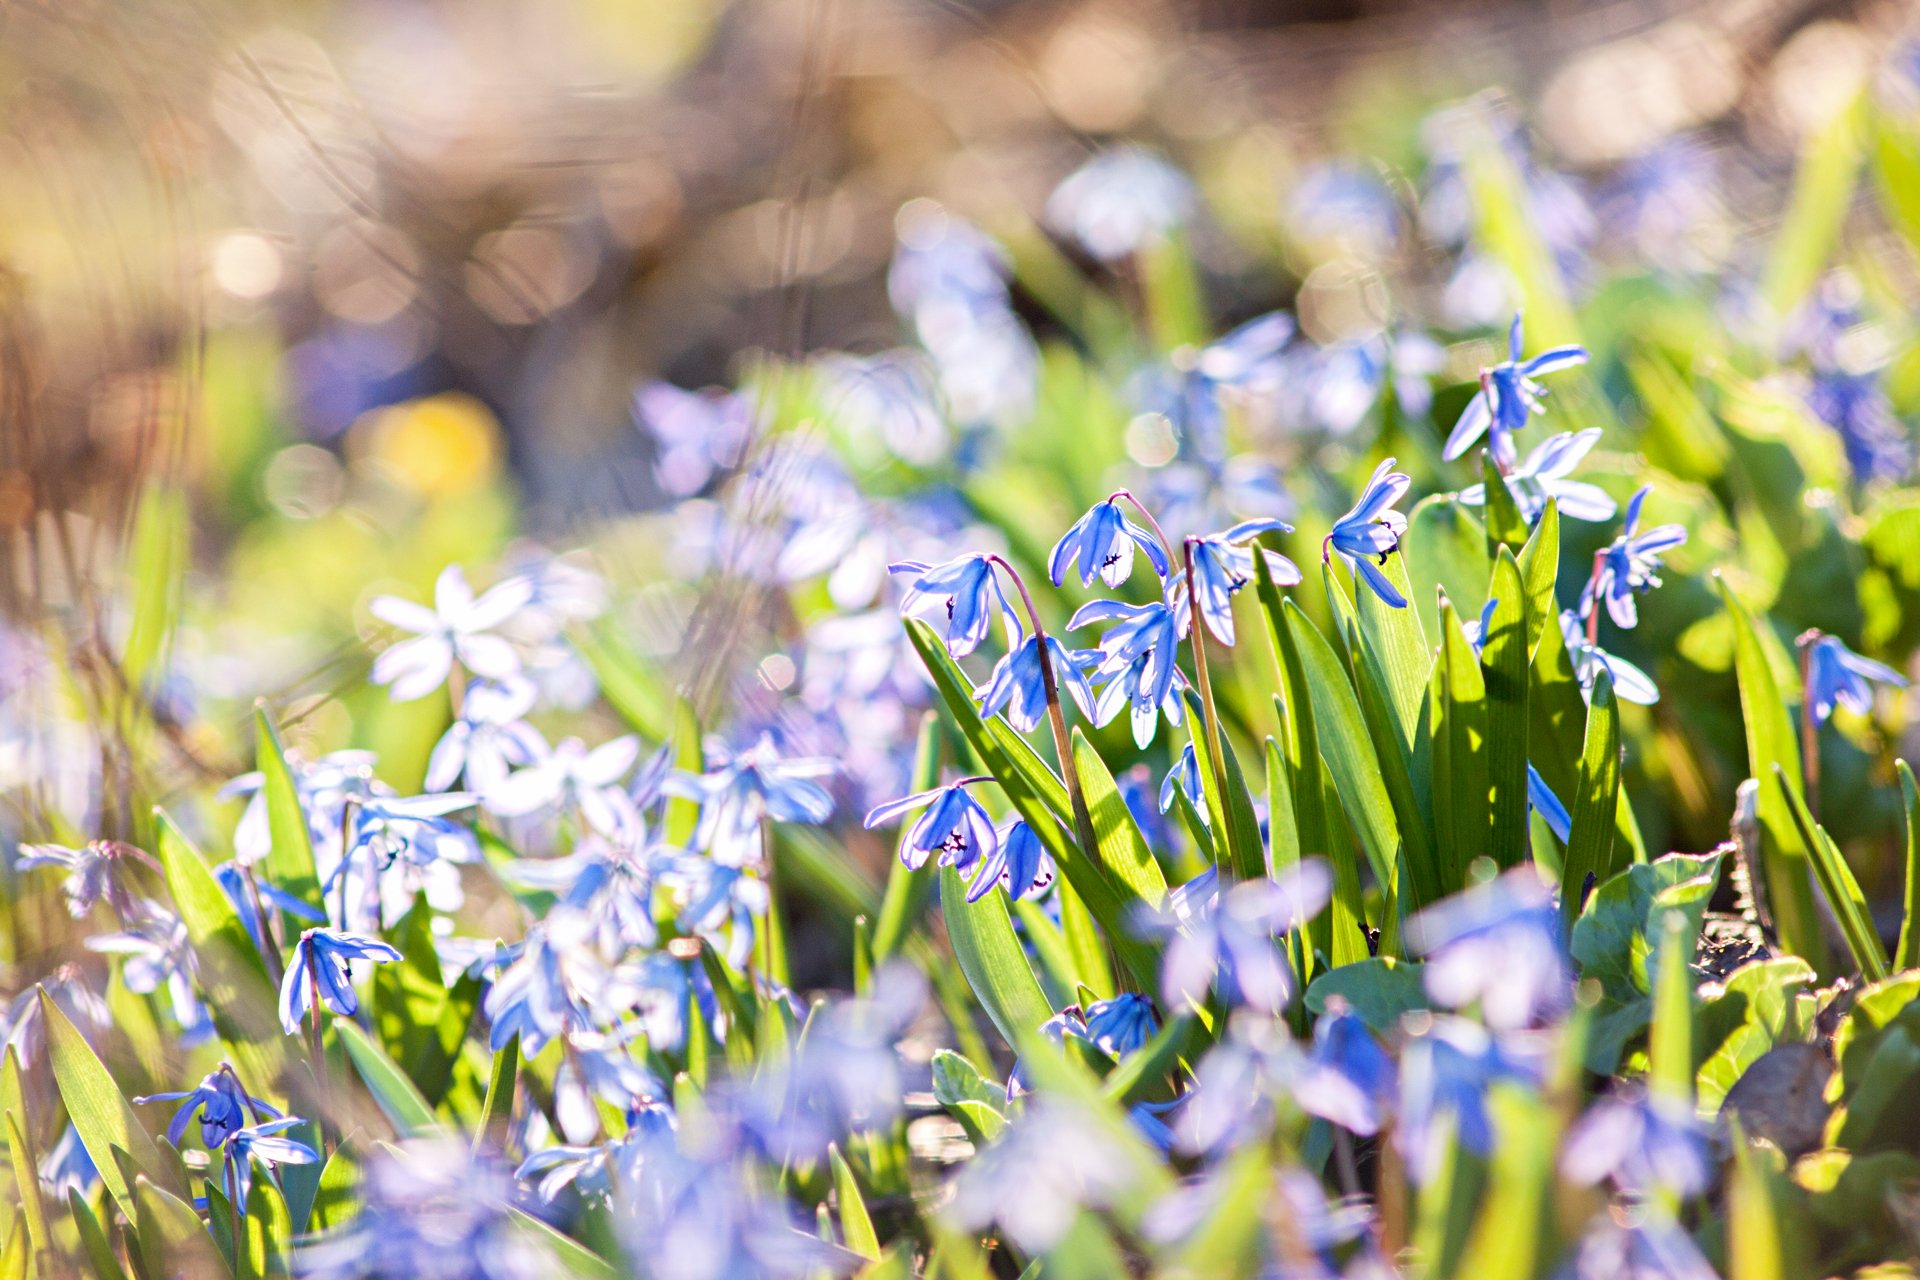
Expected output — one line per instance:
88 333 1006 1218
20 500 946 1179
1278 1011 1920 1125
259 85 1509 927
0 0 1901 596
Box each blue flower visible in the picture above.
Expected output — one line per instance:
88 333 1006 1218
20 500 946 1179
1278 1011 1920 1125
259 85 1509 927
964 817 1055 903
488 735 642 845
1579 486 1687 629
221 1117 318 1205
213 862 323 952
135 1068 279 1148
1049 498 1171 588
889 554 1020 658
1561 1087 1711 1196
1294 998 1396 1136
1073 598 1187 744
369 565 532 701
1083 993 1158 1057
1044 146 1194 262
632 382 756 497
1559 610 1660 705
1459 429 1616 524
974 635 1101 734
1443 313 1589 467
1805 633 1907 725
484 919 612 1055
1527 764 1572 843
1324 458 1413 608
1155 861 1331 1015
1408 868 1570 1030
863 781 999 874
1397 1015 1541 1182
1177 519 1300 646
340 792 479 876
279 928 403 1034
14 840 155 919
1157 743 1203 815
663 733 836 856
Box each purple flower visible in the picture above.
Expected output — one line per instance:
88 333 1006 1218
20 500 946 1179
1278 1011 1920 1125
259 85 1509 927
1579 486 1687 629
135 1068 279 1148
1294 999 1396 1136
278 929 403 1034
1444 312 1589 467
889 554 1020 658
1325 458 1412 608
1176 519 1300 646
1408 869 1570 1031
974 635 1100 734
1083 992 1158 1057
1561 1088 1711 1196
633 381 756 496
1560 610 1660 705
1045 146 1194 262
863 781 998 874
964 817 1055 904
1459 429 1616 525
1050 498 1171 589
1155 861 1332 1015
221 1118 317 1205
1396 1015 1542 1182
1804 633 1907 725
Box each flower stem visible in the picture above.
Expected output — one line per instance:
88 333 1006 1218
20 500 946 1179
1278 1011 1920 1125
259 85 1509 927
236 864 285 987
985 556 1100 865
225 1153 242 1252
1584 549 1607 649
1182 539 1238 878
304 940 332 1157
1797 629 1823 821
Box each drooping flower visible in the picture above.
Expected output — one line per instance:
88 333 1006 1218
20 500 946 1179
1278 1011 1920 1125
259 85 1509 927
1294 998 1397 1136
888 554 1021 658
279 929 403 1034
1154 861 1332 1015
663 733 836 857
1561 1087 1712 1196
369 565 533 701
1443 313 1590 467
14 840 157 919
1325 458 1413 608
1408 868 1570 1031
1459 429 1616 524
1579 486 1687 629
1157 743 1203 815
488 736 643 845
974 635 1101 734
1804 633 1907 725
1175 519 1301 646
1560 610 1660 705
1396 1015 1543 1182
341 793 480 877
1049 498 1171 589
946 1095 1144 1253
1092 646 1189 749
1084 993 1159 1058
863 781 999 874
423 675 545 796
135 1068 280 1148
1044 146 1194 262
220 1118 318 1205
484 916 611 1055
964 816 1055 903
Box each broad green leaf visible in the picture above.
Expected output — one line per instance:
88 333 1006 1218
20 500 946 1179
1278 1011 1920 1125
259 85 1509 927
1268 738 1364 970
1775 766 1888 981
1480 550 1530 869
1303 958 1428 1033
1718 575 1825 969
245 1164 295 1280
68 1189 129 1280
938 865 1054 1050
1054 874 1113 1000
254 705 325 913
1352 549 1432 760
1697 958 1818 1110
1431 599 1490 892
1560 671 1620 928
1405 496 1492 675
307 1129 362 1233
1071 729 1166 908
1514 498 1559 659
1528 609 1645 867
133 1176 222 1280
1184 694 1264 883
829 1144 880 1261
930 1050 1003 1111
1571 853 1723 1002
508 1205 620 1279
2 1112 45 1257
1479 454 1529 554
663 698 703 848
474 1036 518 1156
40 990 180 1214
1012 898 1090 1008
336 1020 442 1138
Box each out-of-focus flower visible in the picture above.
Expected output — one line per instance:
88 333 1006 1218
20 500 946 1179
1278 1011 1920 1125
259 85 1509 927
489 736 642 845
1460 429 1616 524
424 676 545 796
1561 1087 1711 1196
511 839 663 956
484 917 612 1055
135 1068 279 1148
965 816 1055 903
14 840 157 919
1396 1015 1542 1182
1084 992 1159 1057
39 1125 96 1200
634 382 757 497
1295 999 1396 1136
889 554 1020 659
947 1095 1143 1252
1157 743 1202 815
1408 868 1570 1030
1154 861 1331 1015
1050 498 1171 589
662 733 835 858
1804 633 1907 725
86 909 211 1042
1288 163 1401 256
863 781 998 874
221 1118 317 1205
1444 314 1589 467
1175 519 1300 646
823 351 949 466
370 566 533 701
1325 458 1412 608
974 635 1100 734
1046 146 1194 262
1562 1211 1719 1280
279 929 403 1034
1560 611 1660 705
1579 487 1687 629
341 793 480 877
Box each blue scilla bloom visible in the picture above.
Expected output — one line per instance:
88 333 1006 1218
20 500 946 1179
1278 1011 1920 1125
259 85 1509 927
1444 313 1589 467
1143 313 1295 463
1157 743 1203 815
39 1125 97 1201
1295 998 1396 1136
974 635 1101 734
1559 610 1660 705
1325 457 1413 608
1561 1087 1711 1197
214 862 322 952
1397 1015 1542 1183
1092 641 1188 750
965 817 1055 903
1083 992 1158 1058
1459 429 1616 525
1408 868 1570 1031
1527 764 1572 843
1155 860 1332 1016
221 1118 318 1204
1805 633 1908 725
1808 367 1909 484
339 792 479 877
1178 519 1300 646
278 928 402 1034
889 553 1021 658
135 1068 279 1148
663 732 836 857
1050 498 1171 588
1073 596 1185 718
863 781 998 874
1579 486 1687 629
1565 1213 1719 1280
485 916 612 1054
1044 145 1194 263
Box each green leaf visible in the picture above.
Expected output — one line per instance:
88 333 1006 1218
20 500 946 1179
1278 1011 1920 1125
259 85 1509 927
1528 606 1644 868
938 864 1054 1050
1431 599 1490 893
1071 729 1166 909
1303 958 1428 1033
1571 853 1723 1002
40 990 180 1214
1648 911 1694 1105
474 1036 518 1156
245 1161 295 1280
1480 550 1530 869
133 1175 222 1280
307 1129 362 1233
1697 958 1817 1110
1718 575 1825 969
1479 455 1529 554
1404 496 1493 686
572 619 672 739
1184 693 1265 883
508 1205 620 1279
1895 760 1920 971
123 480 188 690
372 894 449 1074
663 698 703 848
1761 90 1867 319
1514 498 1559 660
153 809 287 1086
1352 549 1432 761
1560 671 1621 927
931 1049 1003 1110
1775 765 1889 981
2 1112 46 1257
336 1019 443 1138
1455 1088 1559 1280
254 705 325 913
67 1189 129 1280
829 1144 881 1261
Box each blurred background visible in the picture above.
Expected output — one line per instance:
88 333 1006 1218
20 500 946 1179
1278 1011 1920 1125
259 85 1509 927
5 0 1920 867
